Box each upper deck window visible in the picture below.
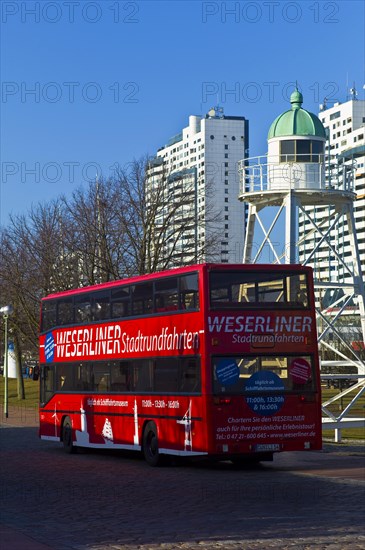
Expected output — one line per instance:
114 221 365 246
41 271 200 332
42 300 57 332
209 271 309 309
155 277 179 312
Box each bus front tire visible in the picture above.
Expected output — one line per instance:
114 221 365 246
62 417 76 454
142 422 161 467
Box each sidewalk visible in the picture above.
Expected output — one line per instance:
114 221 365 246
0 404 39 428
0 407 49 550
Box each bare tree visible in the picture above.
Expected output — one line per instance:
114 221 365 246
111 156 222 275
0 154 223 390
0 199 71 397
60 179 124 285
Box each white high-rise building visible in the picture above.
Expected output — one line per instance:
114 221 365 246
146 107 249 268
298 97 365 287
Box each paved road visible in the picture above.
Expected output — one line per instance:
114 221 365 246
0 410 364 550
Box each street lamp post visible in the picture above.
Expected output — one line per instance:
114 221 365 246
0 305 14 418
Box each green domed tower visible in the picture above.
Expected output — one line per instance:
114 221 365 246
267 89 326 190
237 88 364 357
268 90 326 139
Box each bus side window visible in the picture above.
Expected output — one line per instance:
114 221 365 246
75 295 92 323
93 291 111 321
182 290 198 310
76 363 92 391
111 362 131 391
56 364 74 391
58 299 74 326
180 359 200 393
131 283 153 316
154 358 179 392
111 286 131 318
180 274 199 310
92 364 111 392
42 301 57 332
134 361 152 392
154 277 179 312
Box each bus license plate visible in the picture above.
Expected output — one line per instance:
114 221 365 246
254 444 281 452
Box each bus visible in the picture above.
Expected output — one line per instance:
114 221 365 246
39 263 322 466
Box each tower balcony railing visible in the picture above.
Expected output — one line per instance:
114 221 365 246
238 155 356 195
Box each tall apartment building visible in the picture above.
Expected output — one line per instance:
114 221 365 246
298 97 365 287
146 107 249 268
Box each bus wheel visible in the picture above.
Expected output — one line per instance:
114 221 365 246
62 417 76 454
142 422 161 467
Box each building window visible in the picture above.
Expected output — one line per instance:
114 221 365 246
225 145 229 150
231 136 236 140
210 135 214 139
330 111 340 121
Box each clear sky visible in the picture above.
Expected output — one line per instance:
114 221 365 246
1 0 364 226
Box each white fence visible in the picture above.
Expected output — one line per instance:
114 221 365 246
321 374 365 442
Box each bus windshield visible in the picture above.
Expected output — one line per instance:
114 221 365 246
212 354 315 394
209 271 309 308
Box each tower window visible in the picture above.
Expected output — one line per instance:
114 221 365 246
280 139 324 163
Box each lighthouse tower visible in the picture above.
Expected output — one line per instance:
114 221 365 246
238 89 365 371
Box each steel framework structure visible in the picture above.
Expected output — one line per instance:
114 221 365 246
238 156 365 375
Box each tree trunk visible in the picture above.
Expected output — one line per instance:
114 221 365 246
14 333 25 400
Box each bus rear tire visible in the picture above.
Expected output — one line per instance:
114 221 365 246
142 421 162 466
62 417 76 454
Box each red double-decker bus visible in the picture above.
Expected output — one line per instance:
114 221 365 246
39 263 322 466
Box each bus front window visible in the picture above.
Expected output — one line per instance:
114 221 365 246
209 272 309 309
212 355 315 394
